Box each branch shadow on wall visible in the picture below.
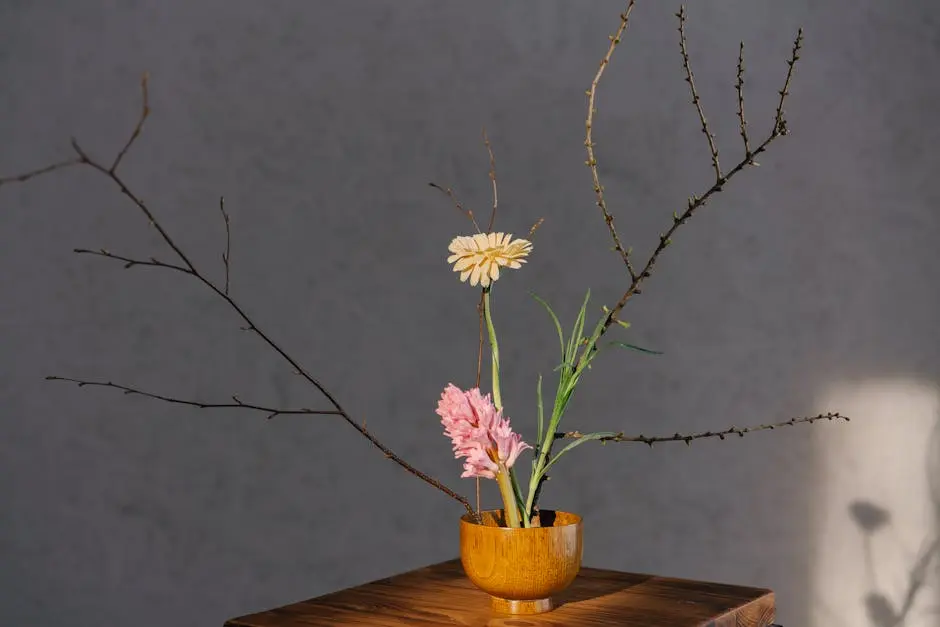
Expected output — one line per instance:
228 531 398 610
826 415 940 627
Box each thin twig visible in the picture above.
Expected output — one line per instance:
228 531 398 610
774 28 803 136
527 217 544 239
585 0 638 281
219 196 231 295
428 182 481 233
558 413 849 446
2 76 476 519
110 72 150 174
677 6 722 182
46 376 343 420
482 127 498 232
0 158 84 187
736 42 752 159
74 248 191 274
579 27 806 369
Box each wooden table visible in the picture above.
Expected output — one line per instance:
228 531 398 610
224 559 778 626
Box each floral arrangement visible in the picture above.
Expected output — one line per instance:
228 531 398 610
0 2 847 530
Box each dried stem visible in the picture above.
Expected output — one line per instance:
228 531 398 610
219 196 231 295
110 72 150 173
73 248 191 274
736 42 752 159
559 413 849 446
579 22 806 369
585 0 638 282
428 182 481 233
0 157 84 187
677 6 722 181
2 74 476 519
47 376 342 420
482 127 498 232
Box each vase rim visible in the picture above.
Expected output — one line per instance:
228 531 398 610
460 509 582 528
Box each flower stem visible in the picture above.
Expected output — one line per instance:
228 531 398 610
483 288 502 411
496 463 522 528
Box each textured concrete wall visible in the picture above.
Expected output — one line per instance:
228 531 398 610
2 1 938 626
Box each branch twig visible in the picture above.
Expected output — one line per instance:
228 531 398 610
0 158 84 187
110 72 150 173
219 196 231 295
735 42 752 159
47 376 343 420
482 127 498 233
580 23 806 368
2 73 476 519
428 182 481 233
677 6 722 182
774 28 803 136
585 0 638 281
558 412 849 446
74 248 191 274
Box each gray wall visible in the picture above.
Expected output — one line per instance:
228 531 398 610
2 1 939 626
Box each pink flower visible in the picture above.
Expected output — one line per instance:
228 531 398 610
435 383 531 479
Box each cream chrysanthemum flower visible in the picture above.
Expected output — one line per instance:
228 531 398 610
447 232 532 288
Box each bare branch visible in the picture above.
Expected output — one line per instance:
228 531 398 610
736 42 752 159
585 0 638 282
46 376 343 419
219 196 231 295
0 157 84 188
558 412 849 446
110 72 150 174
2 77 477 519
580 25 806 368
74 248 191 274
677 6 722 182
428 182 481 233
774 28 804 136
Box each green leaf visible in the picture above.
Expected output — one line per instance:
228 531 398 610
539 431 619 476
529 292 565 358
566 290 591 366
608 340 663 355
536 374 544 447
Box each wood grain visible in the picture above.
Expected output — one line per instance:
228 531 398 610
460 509 582 614
224 559 775 626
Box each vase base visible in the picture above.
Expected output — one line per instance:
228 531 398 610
491 596 553 615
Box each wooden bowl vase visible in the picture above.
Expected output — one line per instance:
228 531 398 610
459 509 583 615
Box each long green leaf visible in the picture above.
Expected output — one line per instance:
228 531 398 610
608 340 663 355
566 290 591 366
529 292 565 359
538 431 619 477
535 374 544 448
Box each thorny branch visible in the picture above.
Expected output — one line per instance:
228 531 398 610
585 0 638 282
736 42 752 159
0 74 477 520
677 6 722 181
559 413 850 446
580 12 806 372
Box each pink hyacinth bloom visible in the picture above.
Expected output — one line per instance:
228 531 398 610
435 383 531 479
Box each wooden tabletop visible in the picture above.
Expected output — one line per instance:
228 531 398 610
224 559 776 626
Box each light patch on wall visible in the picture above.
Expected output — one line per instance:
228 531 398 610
811 379 939 627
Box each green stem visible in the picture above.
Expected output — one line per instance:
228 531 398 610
483 288 501 410
496 463 522 528
509 467 529 528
